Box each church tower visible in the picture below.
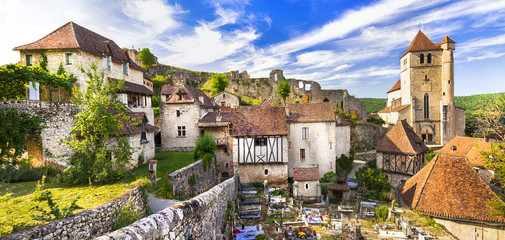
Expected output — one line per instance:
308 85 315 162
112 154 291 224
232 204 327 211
378 31 465 145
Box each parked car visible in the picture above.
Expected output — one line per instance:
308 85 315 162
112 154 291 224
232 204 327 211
347 176 358 190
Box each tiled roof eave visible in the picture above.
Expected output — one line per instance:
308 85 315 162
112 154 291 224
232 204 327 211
419 209 505 224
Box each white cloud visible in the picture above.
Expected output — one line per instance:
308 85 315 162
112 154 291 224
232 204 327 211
122 0 185 35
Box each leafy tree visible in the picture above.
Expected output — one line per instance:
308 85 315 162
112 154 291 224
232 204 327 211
356 167 390 201
193 132 217 171
210 73 228 94
336 154 353 174
426 153 437 163
137 48 157 69
63 62 132 185
276 80 290 105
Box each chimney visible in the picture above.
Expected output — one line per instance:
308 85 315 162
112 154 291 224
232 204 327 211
199 95 204 104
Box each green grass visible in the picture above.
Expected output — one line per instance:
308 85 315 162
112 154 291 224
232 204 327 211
0 181 131 237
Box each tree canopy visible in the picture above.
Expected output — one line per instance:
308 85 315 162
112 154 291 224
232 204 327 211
276 80 290 105
193 132 217 171
210 73 228 94
356 167 390 201
137 48 157 69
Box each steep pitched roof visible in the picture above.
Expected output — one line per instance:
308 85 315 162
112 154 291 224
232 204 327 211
231 106 288 136
377 104 410 114
377 119 428 155
287 102 335 122
293 168 320 181
13 22 144 72
403 30 442 57
387 79 401 93
439 36 456 44
118 80 154 96
162 84 217 108
436 136 491 168
198 111 235 128
399 154 505 223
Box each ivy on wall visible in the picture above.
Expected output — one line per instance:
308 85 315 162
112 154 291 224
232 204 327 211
0 64 75 100
0 108 43 165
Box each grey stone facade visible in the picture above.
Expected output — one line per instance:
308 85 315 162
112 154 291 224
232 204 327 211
168 159 219 199
4 187 147 240
96 176 239 240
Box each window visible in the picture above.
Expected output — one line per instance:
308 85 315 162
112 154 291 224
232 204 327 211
26 55 33 66
123 63 128 76
403 58 407 65
225 163 229 168
178 94 183 100
428 134 433 142
300 149 306 161
223 94 226 98
427 53 432 64
176 110 180 117
385 159 390 165
305 183 309 189
275 74 278 81
221 101 226 106
140 132 148 144
329 141 333 149
401 161 406 169
104 56 111 70
424 93 429 119
66 53 72 65
264 169 269 175
420 54 425 64
302 127 309 139
177 126 186 137
255 138 267 146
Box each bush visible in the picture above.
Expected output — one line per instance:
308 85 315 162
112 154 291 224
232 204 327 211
155 181 174 199
426 153 437 163
255 233 266 240
0 162 59 183
193 133 217 171
375 205 389 222
270 189 285 197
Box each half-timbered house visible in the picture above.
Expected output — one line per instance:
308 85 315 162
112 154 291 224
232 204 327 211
231 105 289 186
377 119 428 187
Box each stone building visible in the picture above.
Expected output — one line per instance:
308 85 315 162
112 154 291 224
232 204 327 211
435 136 496 190
231 105 289 186
198 108 235 180
286 102 350 179
398 155 505 240
378 30 465 145
10 21 156 166
211 91 239 108
377 120 428 188
121 111 157 165
292 167 320 203
159 84 219 151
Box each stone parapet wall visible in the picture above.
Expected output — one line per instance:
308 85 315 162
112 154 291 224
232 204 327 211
4 187 147 240
96 176 239 240
168 159 219 199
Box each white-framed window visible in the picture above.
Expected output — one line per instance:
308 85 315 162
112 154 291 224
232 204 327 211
177 126 186 137
302 127 309 139
66 53 72 65
104 56 111 71
300 149 306 161
26 55 33 66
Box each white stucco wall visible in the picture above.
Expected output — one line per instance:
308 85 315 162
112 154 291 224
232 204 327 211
130 132 155 166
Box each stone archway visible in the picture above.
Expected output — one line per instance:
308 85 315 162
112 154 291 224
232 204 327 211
323 98 329 102
420 125 434 143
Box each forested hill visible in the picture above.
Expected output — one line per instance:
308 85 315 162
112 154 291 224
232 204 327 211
359 92 505 114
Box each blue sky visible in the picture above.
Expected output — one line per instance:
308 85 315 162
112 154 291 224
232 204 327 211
1 0 504 98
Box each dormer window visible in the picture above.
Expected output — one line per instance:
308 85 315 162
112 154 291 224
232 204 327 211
450 145 457 152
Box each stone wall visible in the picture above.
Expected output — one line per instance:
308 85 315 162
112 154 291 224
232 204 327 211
160 103 200 151
0 100 79 167
4 187 147 240
434 217 505 240
96 176 239 240
168 159 219 199
351 123 386 149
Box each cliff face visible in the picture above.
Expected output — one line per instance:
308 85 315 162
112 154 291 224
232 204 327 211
148 65 367 120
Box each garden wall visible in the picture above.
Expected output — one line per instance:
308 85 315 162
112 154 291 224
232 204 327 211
168 159 219 199
96 176 239 240
3 187 147 240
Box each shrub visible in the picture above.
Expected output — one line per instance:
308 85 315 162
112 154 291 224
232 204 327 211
270 189 285 197
193 133 217 171
155 181 174 199
375 205 389 222
426 153 437 163
0 161 59 183
210 73 228 94
112 197 144 230
255 233 266 239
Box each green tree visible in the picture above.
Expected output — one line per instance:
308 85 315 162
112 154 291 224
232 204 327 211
276 80 290 105
336 154 353 174
356 167 390 201
64 62 132 185
210 73 228 94
137 48 157 69
193 132 217 171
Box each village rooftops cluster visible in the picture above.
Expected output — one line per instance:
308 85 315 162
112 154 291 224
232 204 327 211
377 120 428 155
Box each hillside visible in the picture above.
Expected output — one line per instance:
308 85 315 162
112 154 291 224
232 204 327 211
359 93 505 113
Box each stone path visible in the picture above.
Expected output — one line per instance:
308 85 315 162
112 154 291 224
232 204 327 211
147 193 181 213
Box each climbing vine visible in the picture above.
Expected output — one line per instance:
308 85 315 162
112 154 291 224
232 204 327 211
0 108 44 165
39 51 48 71
0 64 75 100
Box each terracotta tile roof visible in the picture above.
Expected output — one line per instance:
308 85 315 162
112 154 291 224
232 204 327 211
327 184 350 191
436 136 491 168
293 168 320 181
399 154 505 223
162 84 217 108
231 106 288 136
287 102 335 122
198 111 235 128
439 36 456 44
118 80 154 96
259 99 273 107
377 119 428 155
403 30 442 57
387 79 401 93
377 104 410 114
14 22 144 72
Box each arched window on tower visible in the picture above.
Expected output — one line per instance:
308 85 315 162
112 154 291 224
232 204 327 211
424 93 429 119
420 54 425 64
427 53 432 64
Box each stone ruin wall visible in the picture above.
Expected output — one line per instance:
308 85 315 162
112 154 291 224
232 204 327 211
168 159 219 199
0 100 79 167
97 175 239 240
351 123 387 149
148 65 367 120
4 187 147 240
